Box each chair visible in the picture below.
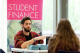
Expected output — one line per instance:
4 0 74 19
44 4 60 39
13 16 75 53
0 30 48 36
46 36 50 45
58 50 80 53
9 45 14 51
0 49 5 53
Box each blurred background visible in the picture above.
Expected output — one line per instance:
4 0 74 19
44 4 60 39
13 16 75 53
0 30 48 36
0 0 80 53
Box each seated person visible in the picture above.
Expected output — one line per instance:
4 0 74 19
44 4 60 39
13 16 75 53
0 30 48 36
48 18 79 53
14 17 46 53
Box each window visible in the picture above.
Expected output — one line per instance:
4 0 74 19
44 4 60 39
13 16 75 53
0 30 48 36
68 0 80 33
42 0 57 45
42 0 53 35
68 0 80 40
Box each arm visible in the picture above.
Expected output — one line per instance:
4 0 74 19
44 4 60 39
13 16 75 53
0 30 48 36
21 36 46 49
14 35 35 49
14 35 38 49
14 33 46 49
36 36 46 44
36 34 46 44
14 34 25 48
21 39 34 49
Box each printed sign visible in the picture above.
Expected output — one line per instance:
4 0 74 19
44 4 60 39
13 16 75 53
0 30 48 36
7 0 43 20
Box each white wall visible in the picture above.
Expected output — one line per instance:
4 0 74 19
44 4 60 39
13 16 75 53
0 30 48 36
0 0 7 52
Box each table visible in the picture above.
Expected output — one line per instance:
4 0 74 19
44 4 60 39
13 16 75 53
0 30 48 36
11 48 48 53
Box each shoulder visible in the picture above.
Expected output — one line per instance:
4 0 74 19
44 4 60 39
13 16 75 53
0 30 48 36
53 33 58 37
50 34 57 40
48 34 58 44
30 31 38 35
30 31 40 37
14 30 23 37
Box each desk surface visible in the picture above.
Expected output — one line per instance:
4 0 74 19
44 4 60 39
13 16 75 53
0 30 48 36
11 48 48 52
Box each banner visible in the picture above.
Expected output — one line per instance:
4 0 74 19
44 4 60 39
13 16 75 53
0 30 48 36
7 0 43 52
7 0 42 20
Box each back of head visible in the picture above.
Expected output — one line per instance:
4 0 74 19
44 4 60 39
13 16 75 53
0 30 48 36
48 18 79 53
56 18 78 39
56 18 79 48
57 18 72 35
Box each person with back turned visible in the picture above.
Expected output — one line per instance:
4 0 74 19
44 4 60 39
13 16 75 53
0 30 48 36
48 18 79 53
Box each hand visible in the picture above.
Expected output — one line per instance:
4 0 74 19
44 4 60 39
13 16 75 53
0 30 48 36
34 36 46 41
39 36 46 40
34 37 42 41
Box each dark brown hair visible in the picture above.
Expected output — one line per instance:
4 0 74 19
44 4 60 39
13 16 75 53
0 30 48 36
48 18 79 53
21 16 31 24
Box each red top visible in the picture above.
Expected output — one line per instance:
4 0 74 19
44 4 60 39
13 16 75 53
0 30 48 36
14 30 43 53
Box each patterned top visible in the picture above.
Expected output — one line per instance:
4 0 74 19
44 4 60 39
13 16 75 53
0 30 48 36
14 30 44 53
